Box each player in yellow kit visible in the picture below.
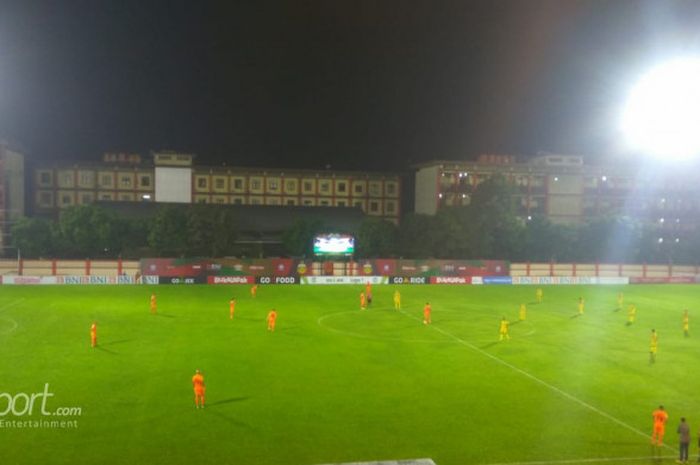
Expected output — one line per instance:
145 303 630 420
360 292 366 310
250 284 258 298
229 298 236 320
627 304 636 325
519 303 527 321
150 293 157 314
683 309 689 337
616 292 624 311
499 317 510 341
192 369 206 408
577 297 585 315
393 290 401 310
90 322 97 348
536 288 543 303
649 329 658 364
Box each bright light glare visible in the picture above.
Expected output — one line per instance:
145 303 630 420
621 58 700 161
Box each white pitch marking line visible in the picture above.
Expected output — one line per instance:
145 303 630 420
479 455 676 465
0 298 25 312
0 317 18 335
397 309 673 451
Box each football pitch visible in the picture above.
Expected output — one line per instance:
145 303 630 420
1 284 699 465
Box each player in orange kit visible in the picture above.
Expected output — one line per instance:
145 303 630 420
251 284 258 298
423 302 432 325
192 369 206 408
90 322 97 348
229 298 236 320
150 293 157 314
360 292 366 310
365 281 373 306
267 309 277 331
651 405 668 446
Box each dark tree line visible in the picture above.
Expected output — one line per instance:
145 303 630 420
10 177 700 263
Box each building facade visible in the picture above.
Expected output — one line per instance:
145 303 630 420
415 154 700 233
33 151 402 223
0 142 25 253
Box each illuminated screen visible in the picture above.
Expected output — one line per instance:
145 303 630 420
313 234 355 256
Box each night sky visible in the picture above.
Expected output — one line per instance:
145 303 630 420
1 1 700 171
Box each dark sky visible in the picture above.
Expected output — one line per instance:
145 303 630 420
1 1 700 170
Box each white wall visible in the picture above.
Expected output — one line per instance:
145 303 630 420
155 167 192 203
415 166 439 215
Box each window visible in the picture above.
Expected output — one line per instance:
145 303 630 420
250 196 262 205
337 200 347 207
285 180 297 192
251 179 262 190
233 197 243 205
354 183 364 194
100 193 113 201
337 182 347 193
197 178 207 188
385 182 396 195
81 193 93 204
101 175 113 187
369 200 380 213
79 172 94 186
268 179 279 191
120 176 132 188
319 199 331 206
233 178 244 190
319 180 331 194
385 201 396 214
215 178 225 189
39 172 52 185
140 176 152 187
60 172 74 187
61 194 73 206
303 181 313 192
197 197 207 204
369 182 381 196
286 199 296 206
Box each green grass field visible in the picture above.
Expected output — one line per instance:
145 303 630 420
1 283 700 465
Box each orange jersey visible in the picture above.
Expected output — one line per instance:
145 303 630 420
90 324 97 340
423 304 431 315
251 285 258 297
652 409 668 426
229 300 236 312
360 293 366 305
150 295 157 308
192 374 205 391
365 283 372 295
267 311 277 322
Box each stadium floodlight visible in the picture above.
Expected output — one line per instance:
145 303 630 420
621 58 700 161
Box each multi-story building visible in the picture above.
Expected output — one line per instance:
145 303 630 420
34 153 155 216
0 142 25 253
33 151 402 224
415 154 700 233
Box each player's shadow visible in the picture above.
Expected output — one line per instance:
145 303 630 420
101 338 134 347
95 346 118 355
480 341 499 349
207 409 254 430
154 313 176 318
570 314 582 319
208 396 250 407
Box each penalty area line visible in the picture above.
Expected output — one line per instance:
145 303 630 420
397 309 672 451
478 455 676 465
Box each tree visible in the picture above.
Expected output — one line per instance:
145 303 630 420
55 205 125 258
356 218 398 257
148 205 189 256
397 213 438 258
282 218 324 256
10 217 57 258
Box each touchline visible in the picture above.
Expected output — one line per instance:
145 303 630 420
0 383 55 416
